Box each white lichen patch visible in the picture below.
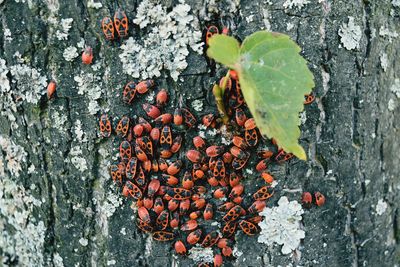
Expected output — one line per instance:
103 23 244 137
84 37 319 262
390 78 400 98
338 17 362 50
300 111 307 124
9 63 47 103
50 109 68 132
283 0 310 10
74 66 104 115
53 252 64 267
0 135 27 177
74 119 87 142
87 0 102 9
120 0 202 81
380 52 389 72
258 196 305 255
188 245 214 263
4 27 12 42
379 25 399 43
191 99 203 112
393 0 400 7
79 237 89 246
376 199 388 215
388 99 396 111
56 18 73 40
67 146 88 172
0 178 45 266
63 46 79 62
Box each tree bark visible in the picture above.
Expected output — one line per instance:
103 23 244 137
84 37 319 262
0 0 399 266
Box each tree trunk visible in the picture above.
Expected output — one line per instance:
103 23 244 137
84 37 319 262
0 0 399 266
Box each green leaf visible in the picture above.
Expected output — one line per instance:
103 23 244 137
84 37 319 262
207 31 314 160
206 35 240 68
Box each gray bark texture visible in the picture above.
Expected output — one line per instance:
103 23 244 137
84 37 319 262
0 0 399 266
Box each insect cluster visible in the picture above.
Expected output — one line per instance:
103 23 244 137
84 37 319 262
101 9 129 41
98 24 320 267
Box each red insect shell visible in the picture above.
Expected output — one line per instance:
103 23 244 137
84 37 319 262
223 205 244 222
182 171 194 190
138 206 151 223
201 231 219 247
253 186 274 200
119 140 132 162
167 187 192 201
218 202 235 212
47 80 57 99
257 150 274 159
170 212 179 228
161 174 179 186
174 240 187 255
248 200 266 214
206 25 219 46
122 181 142 199
135 166 146 188
171 135 183 153
150 127 160 144
156 210 169 230
101 17 114 40
275 149 294 163
136 80 155 94
181 220 198 231
156 89 168 107
193 136 206 150
213 158 226 180
125 157 138 180
232 196 242 204
187 229 202 245
82 46 93 65
192 169 204 181
239 220 258 236
229 173 240 187
179 199 190 215
137 219 153 233
304 93 315 104
219 76 232 90
230 69 238 80
134 143 148 162
99 114 112 137
230 146 249 160
153 197 164 214
244 118 256 130
214 254 223 267
116 116 130 137
155 113 173 126
186 150 203 163
235 108 247 127
151 159 158 172
203 203 213 220
256 159 268 172
207 176 219 187
147 179 160 198
222 246 233 257
206 145 224 158
138 117 152 133
229 184 244 199
143 103 161 119
213 187 228 199
168 199 179 212
167 160 182 175
232 157 248 170
245 128 258 147
223 152 233 164
302 192 312 208
123 81 137 104
152 231 175 241
133 124 143 137
181 108 196 128
158 158 168 172
222 221 237 237
113 9 128 38
109 164 122 184
143 197 153 210
261 171 274 184
202 114 215 127
232 136 248 150
160 125 172 148
173 108 183 126
191 198 206 210
142 160 151 173
315 191 326 207
189 211 202 220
